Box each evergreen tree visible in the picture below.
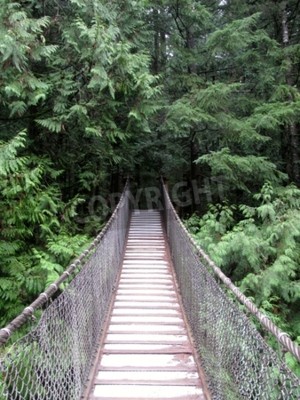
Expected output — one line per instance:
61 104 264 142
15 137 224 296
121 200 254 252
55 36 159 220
0 0 159 326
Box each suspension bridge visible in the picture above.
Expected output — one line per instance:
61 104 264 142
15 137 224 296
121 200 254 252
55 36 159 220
0 180 300 399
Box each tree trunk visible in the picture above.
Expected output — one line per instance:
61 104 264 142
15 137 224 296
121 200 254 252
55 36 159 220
186 29 197 74
160 29 167 69
153 9 160 74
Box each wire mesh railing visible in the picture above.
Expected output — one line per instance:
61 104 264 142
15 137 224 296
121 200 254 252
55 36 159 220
161 180 300 400
0 181 130 400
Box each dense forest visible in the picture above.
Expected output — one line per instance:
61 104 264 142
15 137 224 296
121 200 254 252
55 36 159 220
0 0 300 370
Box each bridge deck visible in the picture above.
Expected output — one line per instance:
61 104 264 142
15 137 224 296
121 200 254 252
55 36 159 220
87 210 207 399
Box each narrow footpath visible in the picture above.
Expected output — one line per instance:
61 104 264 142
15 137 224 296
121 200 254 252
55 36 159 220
88 210 207 399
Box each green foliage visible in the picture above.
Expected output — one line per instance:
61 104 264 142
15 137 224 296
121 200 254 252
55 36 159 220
0 0 160 329
186 182 300 343
207 13 269 55
250 99 300 132
198 148 286 193
0 3 53 71
0 130 27 175
0 132 89 326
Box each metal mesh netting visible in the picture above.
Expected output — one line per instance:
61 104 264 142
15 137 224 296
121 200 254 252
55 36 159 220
0 184 130 400
162 183 300 400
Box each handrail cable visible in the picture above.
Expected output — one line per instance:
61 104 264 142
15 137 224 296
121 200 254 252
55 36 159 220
0 179 129 346
161 179 300 362
0 179 130 400
161 178 300 399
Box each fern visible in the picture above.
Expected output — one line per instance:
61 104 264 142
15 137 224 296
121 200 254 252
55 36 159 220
47 232 89 264
207 13 262 55
0 131 27 175
36 118 63 133
198 148 287 193
0 5 51 71
9 101 27 117
187 182 300 343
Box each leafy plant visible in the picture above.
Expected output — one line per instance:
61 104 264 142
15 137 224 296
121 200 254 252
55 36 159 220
186 182 300 345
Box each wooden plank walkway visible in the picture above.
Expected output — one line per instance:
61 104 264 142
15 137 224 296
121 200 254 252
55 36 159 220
87 210 208 399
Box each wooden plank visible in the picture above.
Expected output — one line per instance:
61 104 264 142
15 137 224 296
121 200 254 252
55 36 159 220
117 284 174 289
95 370 200 386
105 333 189 344
110 315 183 323
92 384 204 399
111 308 181 316
116 290 176 296
117 281 174 287
121 268 170 272
108 324 186 333
102 343 192 354
127 236 165 240
127 239 164 243
114 296 177 303
120 273 172 278
123 260 168 264
113 301 180 309
99 353 197 370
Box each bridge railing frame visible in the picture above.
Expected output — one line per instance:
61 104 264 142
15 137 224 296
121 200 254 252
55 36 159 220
161 178 300 400
0 179 131 399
